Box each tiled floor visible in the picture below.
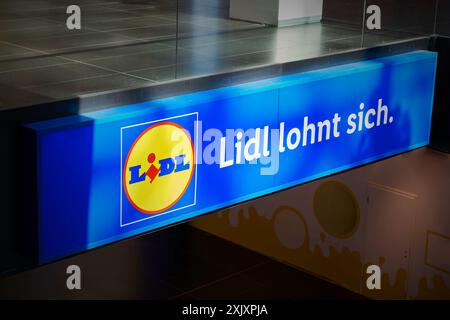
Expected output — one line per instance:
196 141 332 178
0 0 410 108
0 225 365 299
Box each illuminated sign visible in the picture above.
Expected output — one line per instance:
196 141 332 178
25 51 437 263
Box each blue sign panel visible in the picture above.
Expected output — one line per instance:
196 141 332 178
25 51 437 263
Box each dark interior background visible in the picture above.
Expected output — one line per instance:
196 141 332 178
0 0 448 281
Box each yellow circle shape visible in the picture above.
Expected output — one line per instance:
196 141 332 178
273 206 308 249
123 122 194 214
313 180 359 238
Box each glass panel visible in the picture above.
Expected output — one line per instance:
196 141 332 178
175 0 365 80
362 0 438 47
321 0 365 51
174 0 269 79
0 0 179 106
436 0 450 36
0 0 181 273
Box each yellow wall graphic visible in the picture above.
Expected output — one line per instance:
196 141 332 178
193 205 364 294
191 158 450 300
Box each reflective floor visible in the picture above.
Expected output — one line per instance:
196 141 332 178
0 0 413 109
0 224 364 299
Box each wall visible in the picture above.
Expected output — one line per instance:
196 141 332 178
278 0 323 26
322 0 363 26
430 0 450 152
230 0 279 26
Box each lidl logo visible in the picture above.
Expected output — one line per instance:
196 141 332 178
121 113 198 226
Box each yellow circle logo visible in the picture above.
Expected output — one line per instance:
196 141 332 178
123 122 195 214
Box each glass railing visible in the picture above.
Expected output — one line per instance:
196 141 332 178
0 1 446 109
